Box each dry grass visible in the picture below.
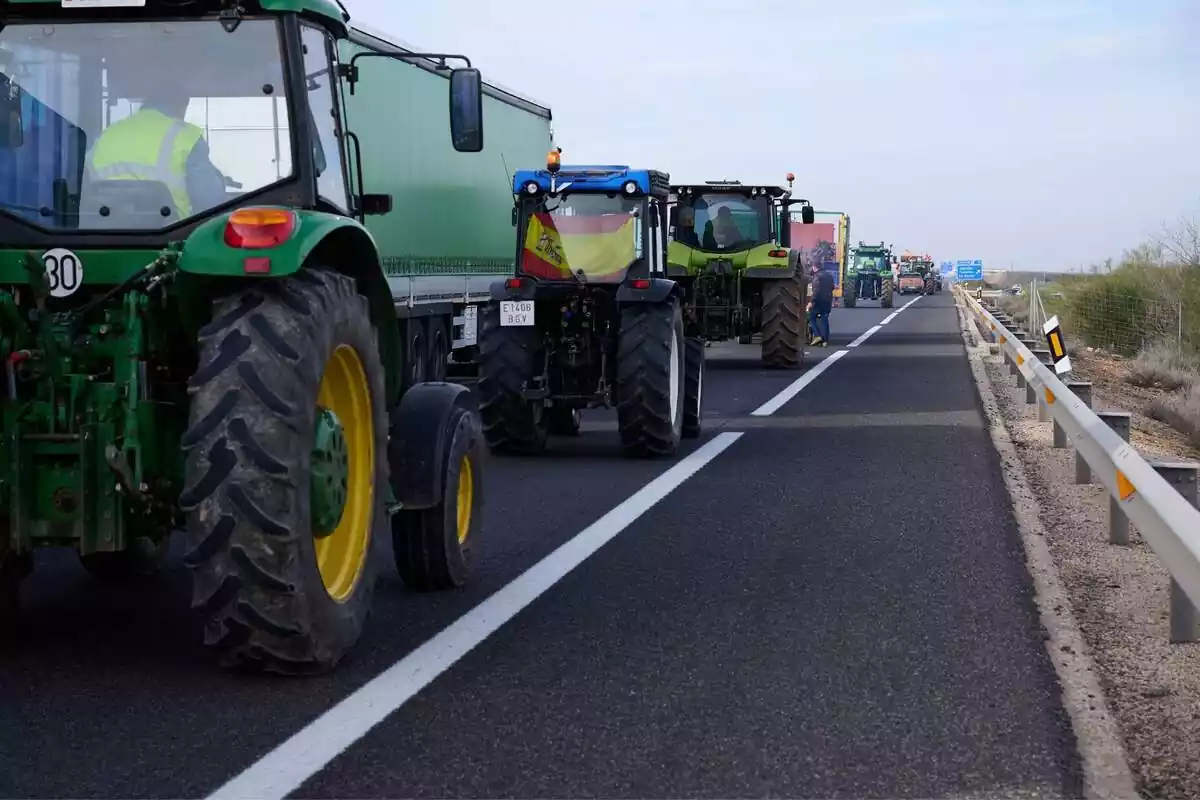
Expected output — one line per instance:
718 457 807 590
1127 343 1198 392
1147 383 1200 449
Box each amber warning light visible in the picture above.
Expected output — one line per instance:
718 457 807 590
547 148 562 173
225 208 297 250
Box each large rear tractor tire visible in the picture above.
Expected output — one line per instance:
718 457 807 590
616 300 685 457
881 278 895 309
683 336 705 438
761 272 808 368
476 303 547 454
392 400 484 592
182 268 389 675
843 279 857 308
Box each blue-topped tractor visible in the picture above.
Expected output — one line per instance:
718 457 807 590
476 150 703 457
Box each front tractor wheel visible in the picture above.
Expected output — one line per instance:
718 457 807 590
182 268 389 675
616 300 685 457
392 396 484 592
683 336 705 438
881 278 895 309
477 303 547 454
760 273 808 368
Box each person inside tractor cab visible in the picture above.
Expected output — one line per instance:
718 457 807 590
84 85 229 221
808 264 834 346
711 205 743 247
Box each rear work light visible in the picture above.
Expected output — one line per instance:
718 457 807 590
224 208 297 249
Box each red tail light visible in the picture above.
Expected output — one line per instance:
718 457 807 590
768 249 789 258
631 279 650 289
505 277 523 289
224 208 297 249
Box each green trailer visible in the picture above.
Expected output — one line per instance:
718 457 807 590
666 178 816 368
0 0 549 675
842 241 895 309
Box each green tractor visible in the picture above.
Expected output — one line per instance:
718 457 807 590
666 178 816 368
842 241 894 309
0 0 490 674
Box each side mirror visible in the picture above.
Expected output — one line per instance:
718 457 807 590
360 193 393 215
449 68 483 152
801 205 814 225
0 77 24 148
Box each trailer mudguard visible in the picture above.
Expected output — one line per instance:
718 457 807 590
388 381 480 510
178 209 403 403
616 277 677 304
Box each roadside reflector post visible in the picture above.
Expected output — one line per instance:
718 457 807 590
1148 458 1200 643
1041 315 1073 378
1058 380 1092 448
1098 411 1132 545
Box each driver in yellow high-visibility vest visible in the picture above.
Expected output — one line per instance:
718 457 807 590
86 88 228 219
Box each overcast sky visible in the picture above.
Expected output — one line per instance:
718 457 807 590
345 0 1198 272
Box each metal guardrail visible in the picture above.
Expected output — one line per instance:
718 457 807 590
959 287 1200 642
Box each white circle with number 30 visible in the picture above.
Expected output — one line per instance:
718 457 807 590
42 248 84 298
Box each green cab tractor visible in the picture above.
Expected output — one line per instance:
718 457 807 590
666 178 815 368
478 157 700 456
842 242 894 309
0 0 490 674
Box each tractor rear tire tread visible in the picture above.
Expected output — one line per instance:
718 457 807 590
182 267 389 675
881 278 895 309
476 304 547 454
761 272 808 368
683 336 704 438
616 301 684 457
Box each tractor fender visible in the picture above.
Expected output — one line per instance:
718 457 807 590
387 381 481 511
615 277 677 304
178 209 404 405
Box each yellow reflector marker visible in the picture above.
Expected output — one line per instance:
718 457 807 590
1116 470 1136 501
1044 387 1055 404
1017 354 1025 365
999 335 1007 344
1048 330 1064 359
990 323 996 330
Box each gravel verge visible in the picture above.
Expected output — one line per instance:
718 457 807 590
964 298 1200 800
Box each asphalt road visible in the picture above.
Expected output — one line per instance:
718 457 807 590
0 291 1083 799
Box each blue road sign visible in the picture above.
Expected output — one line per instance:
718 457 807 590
955 259 983 280
940 261 954 274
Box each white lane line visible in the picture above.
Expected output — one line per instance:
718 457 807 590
207 431 745 800
847 325 881 348
750 350 847 417
879 295 920 325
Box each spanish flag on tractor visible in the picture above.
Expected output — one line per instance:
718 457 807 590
521 212 637 283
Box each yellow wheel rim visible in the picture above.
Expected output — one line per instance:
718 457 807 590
313 344 374 602
456 455 473 544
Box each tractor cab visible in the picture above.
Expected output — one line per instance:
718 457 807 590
510 151 671 289
667 177 813 263
0 0 483 243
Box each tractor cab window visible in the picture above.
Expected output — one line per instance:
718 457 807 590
673 192 771 251
518 192 642 284
0 19 291 231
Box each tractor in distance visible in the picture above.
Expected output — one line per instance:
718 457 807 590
0 0 491 676
665 176 816 368
898 252 937 294
476 150 700 456
842 241 894 308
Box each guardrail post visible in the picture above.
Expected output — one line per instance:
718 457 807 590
1032 350 1053 420
1097 411 1132 545
1057 381 1092 448
1148 458 1200 643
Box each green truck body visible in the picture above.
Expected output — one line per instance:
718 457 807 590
0 0 551 674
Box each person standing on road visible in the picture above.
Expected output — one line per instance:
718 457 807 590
808 265 834 346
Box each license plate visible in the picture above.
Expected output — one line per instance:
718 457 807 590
500 300 534 326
